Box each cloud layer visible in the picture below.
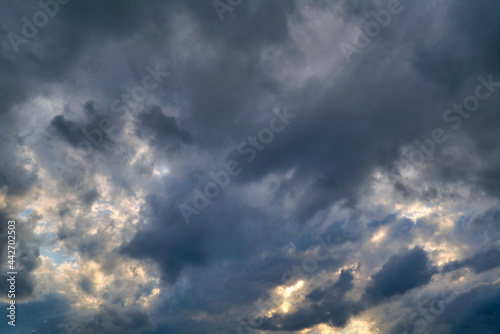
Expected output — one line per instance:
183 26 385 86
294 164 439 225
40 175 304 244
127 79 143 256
0 1 498 333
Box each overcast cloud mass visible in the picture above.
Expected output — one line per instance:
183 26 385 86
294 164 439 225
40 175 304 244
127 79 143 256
0 0 498 333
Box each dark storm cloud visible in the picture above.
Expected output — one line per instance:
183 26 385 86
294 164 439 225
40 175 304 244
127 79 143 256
258 270 359 332
50 114 83 147
79 275 95 295
391 284 500 334
0 0 174 121
339 0 376 21
442 248 500 274
0 167 37 197
412 0 499 95
186 0 296 51
307 269 354 303
136 105 193 153
441 285 500 334
49 101 115 150
470 206 500 231
120 191 296 285
217 1 498 223
121 223 207 284
152 252 323 333
0 0 83 115
120 189 211 284
80 188 100 206
364 247 437 302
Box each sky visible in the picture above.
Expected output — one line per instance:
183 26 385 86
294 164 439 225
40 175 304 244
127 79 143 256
0 0 498 333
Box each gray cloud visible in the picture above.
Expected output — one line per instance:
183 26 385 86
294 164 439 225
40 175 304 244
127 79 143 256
364 247 438 303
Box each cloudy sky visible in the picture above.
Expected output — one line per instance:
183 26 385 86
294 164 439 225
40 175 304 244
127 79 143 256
0 0 498 333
